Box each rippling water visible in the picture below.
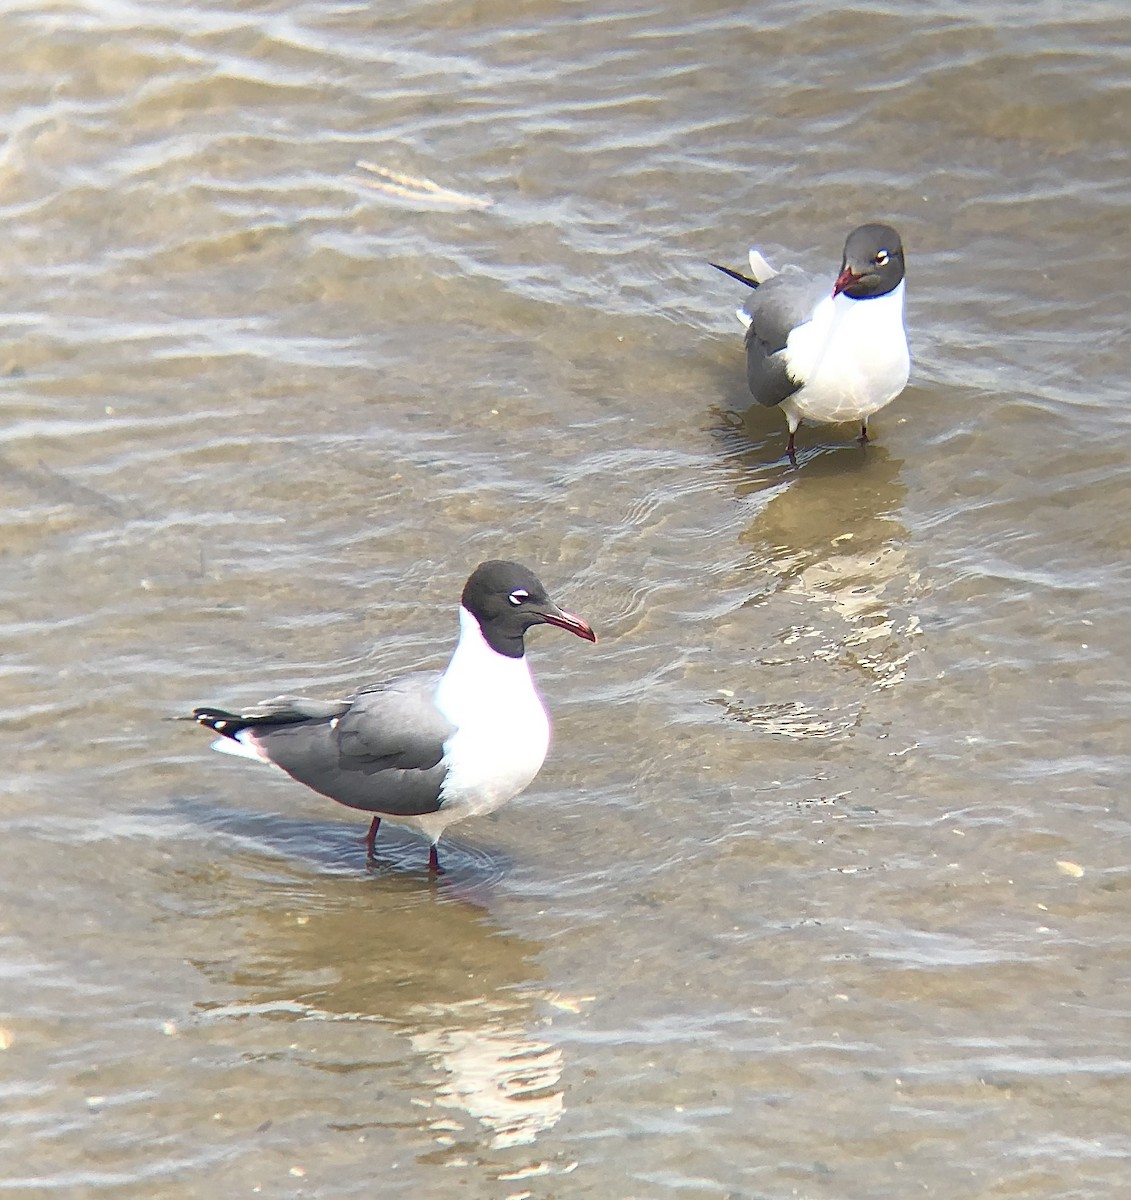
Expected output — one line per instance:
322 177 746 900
3 1 1131 1195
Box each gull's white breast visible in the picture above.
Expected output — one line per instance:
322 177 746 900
784 281 910 426
431 608 551 824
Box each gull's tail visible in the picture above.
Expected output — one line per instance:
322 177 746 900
709 261 760 289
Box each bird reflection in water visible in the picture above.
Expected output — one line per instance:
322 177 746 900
409 999 564 1149
715 417 923 734
192 855 572 1159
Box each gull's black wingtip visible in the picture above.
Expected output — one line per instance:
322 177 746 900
709 261 760 289
193 707 247 738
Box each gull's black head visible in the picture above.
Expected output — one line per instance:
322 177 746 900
462 560 597 659
833 223 906 299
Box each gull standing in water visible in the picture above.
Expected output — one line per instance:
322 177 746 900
712 223 910 462
193 560 596 873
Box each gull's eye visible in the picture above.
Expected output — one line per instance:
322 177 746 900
508 588 530 606
874 249 890 267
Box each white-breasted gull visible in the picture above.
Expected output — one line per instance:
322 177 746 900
193 560 596 873
711 223 910 462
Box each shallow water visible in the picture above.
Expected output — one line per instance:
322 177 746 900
3 1 1131 1195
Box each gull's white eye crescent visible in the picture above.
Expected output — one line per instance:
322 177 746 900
875 249 890 266
508 588 530 606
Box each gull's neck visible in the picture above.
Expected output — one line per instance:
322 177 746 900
835 279 906 324
435 606 538 725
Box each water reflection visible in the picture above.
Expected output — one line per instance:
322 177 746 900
751 441 919 686
409 1003 563 1150
713 406 922 735
191 846 565 1154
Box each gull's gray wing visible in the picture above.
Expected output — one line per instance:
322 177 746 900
238 695 352 722
742 266 828 408
249 672 455 817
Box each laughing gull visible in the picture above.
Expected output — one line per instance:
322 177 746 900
711 224 910 462
193 560 596 873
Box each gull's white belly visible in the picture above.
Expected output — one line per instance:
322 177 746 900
438 706 551 817
399 605 553 844
397 711 549 845
784 284 909 426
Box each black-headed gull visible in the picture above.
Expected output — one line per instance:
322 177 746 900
712 224 910 461
194 560 596 873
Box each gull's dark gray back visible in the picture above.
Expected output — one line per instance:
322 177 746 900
743 266 827 408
